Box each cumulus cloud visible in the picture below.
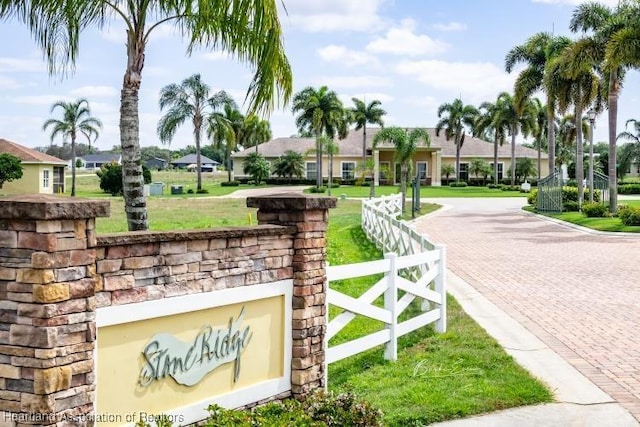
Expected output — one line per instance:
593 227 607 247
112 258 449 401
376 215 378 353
0 75 21 90
432 22 467 32
0 57 46 73
366 19 447 56
70 86 119 98
317 45 380 68
339 92 394 105
395 60 517 103
315 75 393 89
280 0 388 32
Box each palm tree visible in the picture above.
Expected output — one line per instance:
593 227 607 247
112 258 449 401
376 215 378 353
441 164 455 184
292 86 344 189
516 157 537 183
21 0 292 231
373 127 430 214
209 102 245 183
350 98 386 160
42 99 102 197
556 114 589 169
242 152 270 185
493 92 536 185
157 74 233 192
616 119 640 180
474 100 509 185
571 1 637 213
469 158 491 185
505 32 572 173
531 98 548 180
243 114 272 153
273 150 305 182
435 99 478 182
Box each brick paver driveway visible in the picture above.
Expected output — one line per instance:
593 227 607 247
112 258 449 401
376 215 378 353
413 198 640 420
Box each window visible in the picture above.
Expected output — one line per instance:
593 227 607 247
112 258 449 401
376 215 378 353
489 162 504 181
341 162 356 181
42 170 50 188
459 163 469 182
306 162 317 180
416 162 428 180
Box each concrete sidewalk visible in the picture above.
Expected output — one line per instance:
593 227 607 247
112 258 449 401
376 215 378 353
430 270 638 426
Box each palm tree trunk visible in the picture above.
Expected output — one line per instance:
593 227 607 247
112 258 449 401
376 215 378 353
608 71 619 214
227 145 232 182
70 133 77 197
493 136 499 185
195 126 203 191
575 101 584 209
547 106 555 175
315 135 322 189
400 162 407 214
455 136 461 182
362 125 367 161
511 128 516 186
537 137 542 180
120 38 148 231
328 152 333 196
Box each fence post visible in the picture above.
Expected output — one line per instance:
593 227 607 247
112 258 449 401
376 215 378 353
384 252 398 361
323 262 330 391
435 244 447 333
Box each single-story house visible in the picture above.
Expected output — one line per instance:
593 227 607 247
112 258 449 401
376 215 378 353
171 154 220 172
0 138 67 195
145 157 169 170
232 128 549 185
79 153 122 170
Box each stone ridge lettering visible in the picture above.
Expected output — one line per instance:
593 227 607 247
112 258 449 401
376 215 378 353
138 307 252 387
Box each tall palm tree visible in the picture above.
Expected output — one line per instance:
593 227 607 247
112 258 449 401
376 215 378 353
21 0 292 231
505 32 572 174
350 98 386 161
435 99 478 182
209 101 245 183
243 114 272 153
556 114 589 169
494 92 536 185
42 98 102 197
292 86 344 189
373 127 430 214
571 1 637 213
157 74 233 192
474 100 509 184
531 98 548 180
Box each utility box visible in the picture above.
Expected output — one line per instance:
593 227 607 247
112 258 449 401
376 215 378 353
149 182 164 196
170 185 183 195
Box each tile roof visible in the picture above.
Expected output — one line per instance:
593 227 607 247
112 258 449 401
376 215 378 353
171 154 220 165
0 138 67 165
233 128 546 159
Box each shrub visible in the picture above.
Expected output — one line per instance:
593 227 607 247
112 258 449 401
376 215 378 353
186 189 194 194
196 188 209 194
618 184 640 195
501 185 520 191
487 183 503 189
582 202 609 218
309 186 327 193
221 181 240 187
619 206 640 226
96 162 152 196
563 201 579 212
527 188 538 205
449 181 467 187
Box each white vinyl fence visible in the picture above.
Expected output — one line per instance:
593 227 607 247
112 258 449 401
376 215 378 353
326 194 446 365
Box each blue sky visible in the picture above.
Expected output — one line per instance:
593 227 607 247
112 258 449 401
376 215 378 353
0 0 633 151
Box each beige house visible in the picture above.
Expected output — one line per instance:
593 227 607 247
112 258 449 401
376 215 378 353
232 128 548 185
0 138 67 195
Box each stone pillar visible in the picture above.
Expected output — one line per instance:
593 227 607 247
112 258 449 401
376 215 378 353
0 195 109 426
246 195 336 399
433 151 442 187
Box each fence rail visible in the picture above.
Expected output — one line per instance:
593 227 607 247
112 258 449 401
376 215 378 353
325 194 446 365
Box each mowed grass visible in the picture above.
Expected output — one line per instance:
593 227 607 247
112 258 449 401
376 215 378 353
326 202 552 426
318 185 527 198
525 200 640 233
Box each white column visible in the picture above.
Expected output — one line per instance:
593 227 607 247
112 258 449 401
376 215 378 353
374 150 380 186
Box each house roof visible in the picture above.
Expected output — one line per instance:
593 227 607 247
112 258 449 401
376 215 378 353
0 138 67 165
81 153 121 163
172 154 219 165
233 128 546 160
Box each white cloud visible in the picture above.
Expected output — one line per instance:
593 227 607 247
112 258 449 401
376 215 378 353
339 92 394 105
200 51 232 61
395 60 517 103
0 75 21 90
432 22 467 32
70 86 119 98
405 96 439 107
315 75 393 89
366 19 447 56
12 95 72 106
281 0 388 32
317 45 379 68
0 57 46 73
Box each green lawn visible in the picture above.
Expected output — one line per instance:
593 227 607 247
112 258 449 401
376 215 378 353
315 185 527 198
525 200 640 233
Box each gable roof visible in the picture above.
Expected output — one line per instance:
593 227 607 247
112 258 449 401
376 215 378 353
171 154 220 165
233 128 546 160
81 153 121 163
0 138 67 165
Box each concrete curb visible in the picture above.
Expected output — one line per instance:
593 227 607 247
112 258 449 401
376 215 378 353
520 210 640 238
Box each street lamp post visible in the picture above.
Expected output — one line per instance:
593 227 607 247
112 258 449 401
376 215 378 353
587 108 596 203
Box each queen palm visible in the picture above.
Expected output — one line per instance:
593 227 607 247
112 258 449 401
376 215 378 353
292 86 344 189
494 92 536 185
435 99 478 182
505 32 572 173
209 102 245 183
373 127 430 214
42 99 102 197
243 114 272 153
474 100 509 185
157 74 233 192
570 1 637 213
19 0 292 231
350 98 386 160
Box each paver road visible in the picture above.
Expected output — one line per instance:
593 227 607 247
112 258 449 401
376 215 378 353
413 198 640 420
